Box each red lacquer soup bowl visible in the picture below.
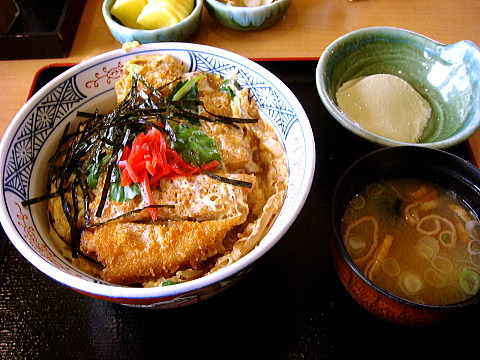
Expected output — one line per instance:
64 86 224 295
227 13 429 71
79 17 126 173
331 146 480 326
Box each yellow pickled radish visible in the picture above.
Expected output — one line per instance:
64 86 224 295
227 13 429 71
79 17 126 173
137 0 194 29
111 0 148 29
148 0 194 19
137 3 180 29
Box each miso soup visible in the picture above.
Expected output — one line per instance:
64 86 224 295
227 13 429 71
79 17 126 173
341 178 480 305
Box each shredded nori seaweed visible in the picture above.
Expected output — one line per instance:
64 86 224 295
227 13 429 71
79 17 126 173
22 72 258 259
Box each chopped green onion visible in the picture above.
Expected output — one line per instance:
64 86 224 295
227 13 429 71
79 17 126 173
460 270 480 295
170 75 203 101
220 77 242 100
162 280 179 286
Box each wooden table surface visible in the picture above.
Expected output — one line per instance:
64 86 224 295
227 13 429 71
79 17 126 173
1 0 480 160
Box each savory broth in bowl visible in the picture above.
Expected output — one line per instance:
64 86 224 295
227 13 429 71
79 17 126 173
341 178 480 306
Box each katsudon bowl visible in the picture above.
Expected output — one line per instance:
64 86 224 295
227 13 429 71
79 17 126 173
0 43 315 309
316 27 480 149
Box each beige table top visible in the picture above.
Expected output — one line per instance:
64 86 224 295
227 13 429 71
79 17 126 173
1 0 479 162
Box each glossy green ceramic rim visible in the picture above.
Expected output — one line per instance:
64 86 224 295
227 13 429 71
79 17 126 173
317 27 480 148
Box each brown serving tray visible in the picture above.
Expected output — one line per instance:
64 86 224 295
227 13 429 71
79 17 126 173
0 0 86 60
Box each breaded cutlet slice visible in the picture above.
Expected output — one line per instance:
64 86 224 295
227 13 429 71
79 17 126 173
80 217 239 285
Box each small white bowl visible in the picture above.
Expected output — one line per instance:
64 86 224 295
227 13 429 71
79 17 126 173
103 0 203 44
204 0 291 31
0 43 315 309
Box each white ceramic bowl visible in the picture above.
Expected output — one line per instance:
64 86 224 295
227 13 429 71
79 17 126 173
0 43 315 309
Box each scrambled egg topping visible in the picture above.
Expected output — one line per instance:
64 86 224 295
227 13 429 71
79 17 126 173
49 55 288 286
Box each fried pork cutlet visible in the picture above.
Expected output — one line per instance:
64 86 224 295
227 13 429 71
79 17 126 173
81 217 240 285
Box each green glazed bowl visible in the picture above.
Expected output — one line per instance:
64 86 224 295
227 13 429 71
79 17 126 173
103 0 203 44
316 27 480 148
204 0 291 31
